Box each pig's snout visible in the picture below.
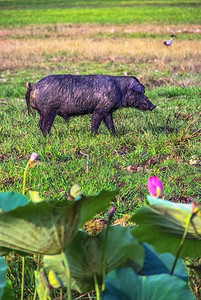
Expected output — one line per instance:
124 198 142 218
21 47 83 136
146 99 156 111
149 104 156 111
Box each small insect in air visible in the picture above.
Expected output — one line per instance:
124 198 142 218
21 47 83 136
163 34 177 46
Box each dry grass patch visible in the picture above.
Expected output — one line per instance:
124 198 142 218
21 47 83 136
1 37 200 72
1 24 200 88
1 23 201 39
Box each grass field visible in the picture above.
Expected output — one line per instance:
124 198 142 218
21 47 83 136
0 0 201 298
1 0 201 27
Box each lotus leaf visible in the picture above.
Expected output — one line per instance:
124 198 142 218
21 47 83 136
0 257 7 299
44 225 144 293
130 196 201 257
0 190 117 255
143 243 188 281
1 279 14 300
0 192 29 212
102 267 195 300
35 269 51 300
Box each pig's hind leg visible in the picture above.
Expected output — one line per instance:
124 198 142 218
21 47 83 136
39 111 56 137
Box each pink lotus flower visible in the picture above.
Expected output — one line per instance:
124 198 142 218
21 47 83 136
147 176 164 198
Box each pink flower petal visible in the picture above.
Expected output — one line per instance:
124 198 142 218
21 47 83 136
148 176 164 198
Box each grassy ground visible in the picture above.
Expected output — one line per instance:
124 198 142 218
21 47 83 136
0 0 201 298
0 0 201 27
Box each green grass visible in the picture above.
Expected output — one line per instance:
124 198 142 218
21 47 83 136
0 3 201 27
0 70 200 214
1 0 201 9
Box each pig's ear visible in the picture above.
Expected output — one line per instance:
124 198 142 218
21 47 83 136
135 84 145 94
130 78 145 94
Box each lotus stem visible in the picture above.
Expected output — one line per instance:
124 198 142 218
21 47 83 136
102 225 109 291
33 255 41 300
102 208 115 291
94 274 100 300
61 250 71 300
23 152 38 195
21 256 25 300
23 163 29 195
21 162 30 300
170 213 192 275
22 154 39 300
33 285 37 300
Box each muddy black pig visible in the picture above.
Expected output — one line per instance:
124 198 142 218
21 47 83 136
26 74 156 136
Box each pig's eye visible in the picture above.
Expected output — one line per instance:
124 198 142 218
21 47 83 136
133 90 140 95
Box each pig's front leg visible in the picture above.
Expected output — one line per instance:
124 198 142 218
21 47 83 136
91 112 105 134
103 113 116 135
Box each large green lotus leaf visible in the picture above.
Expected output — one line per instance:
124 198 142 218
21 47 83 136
130 196 201 258
78 190 118 227
0 191 36 256
131 207 201 257
44 225 144 293
0 190 116 255
35 269 51 300
1 279 14 300
0 247 9 256
143 243 188 282
0 192 29 212
0 257 7 299
102 268 196 300
0 200 80 255
147 196 201 239
40 190 118 226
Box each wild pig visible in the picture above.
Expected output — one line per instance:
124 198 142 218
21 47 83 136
26 74 156 136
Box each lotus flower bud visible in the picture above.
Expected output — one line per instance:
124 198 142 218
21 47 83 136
147 176 164 198
28 152 39 167
109 206 116 220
